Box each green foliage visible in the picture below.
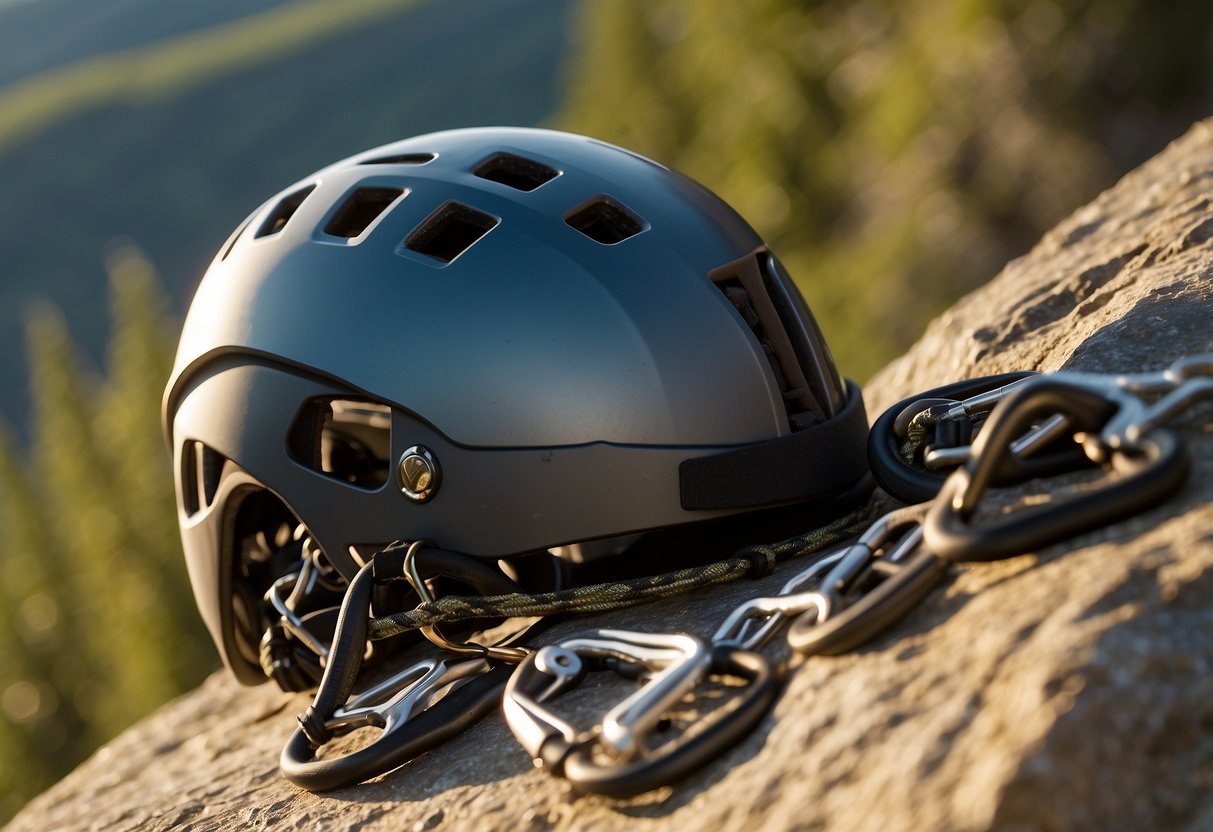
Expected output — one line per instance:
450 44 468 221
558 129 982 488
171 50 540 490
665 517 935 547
557 0 1213 379
0 246 214 820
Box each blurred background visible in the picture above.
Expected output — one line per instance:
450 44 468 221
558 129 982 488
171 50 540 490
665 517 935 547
0 0 1209 819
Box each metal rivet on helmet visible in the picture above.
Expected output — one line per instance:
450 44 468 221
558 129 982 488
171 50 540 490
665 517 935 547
398 445 440 502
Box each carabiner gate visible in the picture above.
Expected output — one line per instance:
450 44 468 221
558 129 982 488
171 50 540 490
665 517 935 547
281 653 512 792
503 629 779 798
923 376 1191 563
787 503 950 656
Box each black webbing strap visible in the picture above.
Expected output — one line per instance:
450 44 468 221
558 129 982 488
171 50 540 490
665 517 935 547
678 379 868 511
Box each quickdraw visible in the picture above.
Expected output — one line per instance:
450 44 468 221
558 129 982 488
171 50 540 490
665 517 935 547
278 354 1211 799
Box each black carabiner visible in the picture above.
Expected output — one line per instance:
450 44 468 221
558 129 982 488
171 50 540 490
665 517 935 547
923 377 1191 563
786 548 950 656
504 632 780 799
281 660 511 792
280 547 537 792
785 504 950 656
563 646 777 798
869 371 1093 503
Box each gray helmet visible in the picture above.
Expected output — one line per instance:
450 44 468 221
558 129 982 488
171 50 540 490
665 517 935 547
163 127 869 684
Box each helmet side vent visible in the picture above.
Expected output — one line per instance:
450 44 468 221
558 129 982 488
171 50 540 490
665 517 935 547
404 201 499 264
564 196 646 244
255 185 317 238
359 152 436 166
286 398 391 490
181 440 225 516
473 152 559 191
322 187 406 239
710 254 828 429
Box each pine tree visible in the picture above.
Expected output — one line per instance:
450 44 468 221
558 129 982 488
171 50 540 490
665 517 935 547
557 0 1213 378
0 245 218 821
18 243 213 764
0 423 90 819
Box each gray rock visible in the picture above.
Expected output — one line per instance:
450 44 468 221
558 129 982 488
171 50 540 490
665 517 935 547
8 119 1213 832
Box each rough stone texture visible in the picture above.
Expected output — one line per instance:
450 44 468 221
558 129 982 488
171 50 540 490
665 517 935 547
8 120 1213 832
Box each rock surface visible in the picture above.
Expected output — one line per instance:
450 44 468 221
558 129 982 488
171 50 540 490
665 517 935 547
8 120 1213 832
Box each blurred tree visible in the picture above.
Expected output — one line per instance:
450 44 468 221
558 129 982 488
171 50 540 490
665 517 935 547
0 246 213 821
559 0 1213 379
0 425 88 820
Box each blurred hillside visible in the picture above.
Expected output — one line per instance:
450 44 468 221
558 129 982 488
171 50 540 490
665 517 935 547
0 0 576 438
0 0 297 88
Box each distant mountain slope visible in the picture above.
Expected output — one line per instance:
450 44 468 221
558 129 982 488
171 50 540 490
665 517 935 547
0 0 298 88
0 0 577 435
0 0 437 154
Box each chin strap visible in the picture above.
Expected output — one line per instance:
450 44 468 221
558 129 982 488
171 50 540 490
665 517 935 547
678 379 869 511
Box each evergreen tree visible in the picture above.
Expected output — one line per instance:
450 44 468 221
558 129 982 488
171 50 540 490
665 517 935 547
95 243 213 694
0 424 86 820
558 0 1213 378
1 245 214 820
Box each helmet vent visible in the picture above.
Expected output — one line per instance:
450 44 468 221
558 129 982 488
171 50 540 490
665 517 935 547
287 398 391 490
473 152 559 192
404 201 499 263
256 185 316 238
181 440 224 516
359 152 436 166
710 254 829 429
323 187 406 239
565 196 646 244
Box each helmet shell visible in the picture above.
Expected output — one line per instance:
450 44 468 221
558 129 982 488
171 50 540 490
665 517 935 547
163 127 856 682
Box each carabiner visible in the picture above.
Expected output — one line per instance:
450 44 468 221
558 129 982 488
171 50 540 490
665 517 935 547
868 372 1061 503
503 629 779 798
787 547 950 656
280 546 538 792
281 654 512 791
713 549 845 651
924 377 1191 563
785 504 950 655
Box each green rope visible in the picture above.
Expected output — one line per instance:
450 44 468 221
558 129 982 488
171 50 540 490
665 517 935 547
368 497 882 641
900 408 934 465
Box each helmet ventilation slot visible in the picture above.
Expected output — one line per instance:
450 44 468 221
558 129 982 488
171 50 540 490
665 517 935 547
473 152 559 191
404 201 499 263
710 254 828 429
323 187 406 239
287 398 392 489
359 152 436 165
255 185 316 238
181 440 225 516
565 196 646 244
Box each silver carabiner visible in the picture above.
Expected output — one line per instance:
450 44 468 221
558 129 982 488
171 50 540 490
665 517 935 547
503 628 778 798
281 652 511 792
713 549 844 650
266 548 335 661
504 629 710 761
326 654 492 735
714 504 933 651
